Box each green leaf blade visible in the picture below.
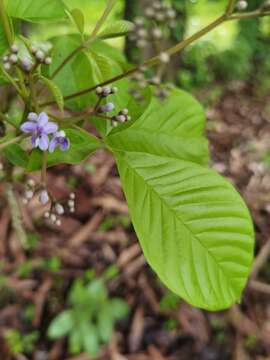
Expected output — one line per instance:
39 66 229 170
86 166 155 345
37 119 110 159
114 151 254 311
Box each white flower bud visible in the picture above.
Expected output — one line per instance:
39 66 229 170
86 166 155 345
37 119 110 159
35 50 45 62
102 86 111 96
116 115 126 123
27 179 35 187
31 46 38 54
68 199 75 208
145 7 155 18
44 57 52 65
3 55 9 63
159 52 170 64
96 86 103 95
137 39 147 48
21 58 32 72
56 219 62 226
137 29 147 39
152 28 162 40
25 190 34 200
167 9 176 19
11 44 19 54
9 54 18 64
3 63 11 71
27 112 38 122
100 102 115 113
70 207 75 213
39 190 49 205
236 0 248 11
44 211 50 219
134 17 144 27
69 193 76 200
50 214 57 223
55 203 64 215
121 109 129 116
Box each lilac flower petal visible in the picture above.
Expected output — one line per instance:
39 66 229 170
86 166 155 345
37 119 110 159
60 138 70 152
32 136 40 148
21 121 37 133
44 122 58 134
39 134 49 151
37 112 49 127
48 138 58 153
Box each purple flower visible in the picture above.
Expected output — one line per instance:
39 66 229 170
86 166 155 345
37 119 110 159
20 112 58 151
49 130 70 153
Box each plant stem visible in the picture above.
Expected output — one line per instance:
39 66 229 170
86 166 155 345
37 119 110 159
5 183 28 249
41 152 47 186
0 134 28 151
51 44 85 80
226 0 237 15
0 0 13 46
229 10 270 20
91 0 118 38
40 6 270 107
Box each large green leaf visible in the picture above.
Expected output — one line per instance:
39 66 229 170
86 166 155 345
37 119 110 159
48 310 74 339
106 88 209 166
27 128 102 171
6 0 66 22
114 151 254 310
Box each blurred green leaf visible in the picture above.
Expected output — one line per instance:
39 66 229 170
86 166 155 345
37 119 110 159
98 20 134 39
48 310 74 339
39 76 64 111
6 0 67 22
4 144 29 168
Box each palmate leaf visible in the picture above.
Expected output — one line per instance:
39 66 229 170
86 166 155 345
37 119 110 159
106 88 254 310
6 0 66 22
114 151 254 310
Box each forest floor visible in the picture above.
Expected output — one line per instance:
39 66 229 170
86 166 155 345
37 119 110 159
1 84 270 360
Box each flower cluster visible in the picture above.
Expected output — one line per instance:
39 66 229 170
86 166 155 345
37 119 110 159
20 112 70 152
2 42 52 73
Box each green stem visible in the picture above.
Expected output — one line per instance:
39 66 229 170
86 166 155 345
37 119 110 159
0 134 28 151
0 0 13 46
40 5 270 107
41 152 47 186
5 183 28 249
51 44 85 80
229 10 270 20
226 0 237 15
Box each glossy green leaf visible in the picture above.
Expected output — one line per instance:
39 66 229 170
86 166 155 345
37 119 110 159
6 0 66 22
27 128 102 171
4 144 29 168
106 88 209 166
98 20 134 39
114 151 254 310
48 310 74 339
97 304 113 343
39 75 64 111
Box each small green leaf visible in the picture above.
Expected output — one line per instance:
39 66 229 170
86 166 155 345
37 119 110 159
4 144 29 168
81 323 99 356
39 75 64 111
110 298 129 320
27 128 102 171
69 8 85 34
98 304 113 343
98 20 134 39
48 310 74 339
6 0 66 22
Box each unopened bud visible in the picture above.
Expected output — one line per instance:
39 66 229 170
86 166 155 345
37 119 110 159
39 190 49 205
55 203 64 215
44 57 52 65
11 44 18 54
25 190 34 200
27 112 38 122
99 102 115 113
35 50 45 62
3 63 11 71
159 52 170 64
9 54 18 64
236 0 248 11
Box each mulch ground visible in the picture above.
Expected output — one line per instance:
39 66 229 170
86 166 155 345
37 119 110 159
1 84 270 360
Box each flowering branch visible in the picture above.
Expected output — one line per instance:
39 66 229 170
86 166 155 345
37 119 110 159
41 5 270 107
